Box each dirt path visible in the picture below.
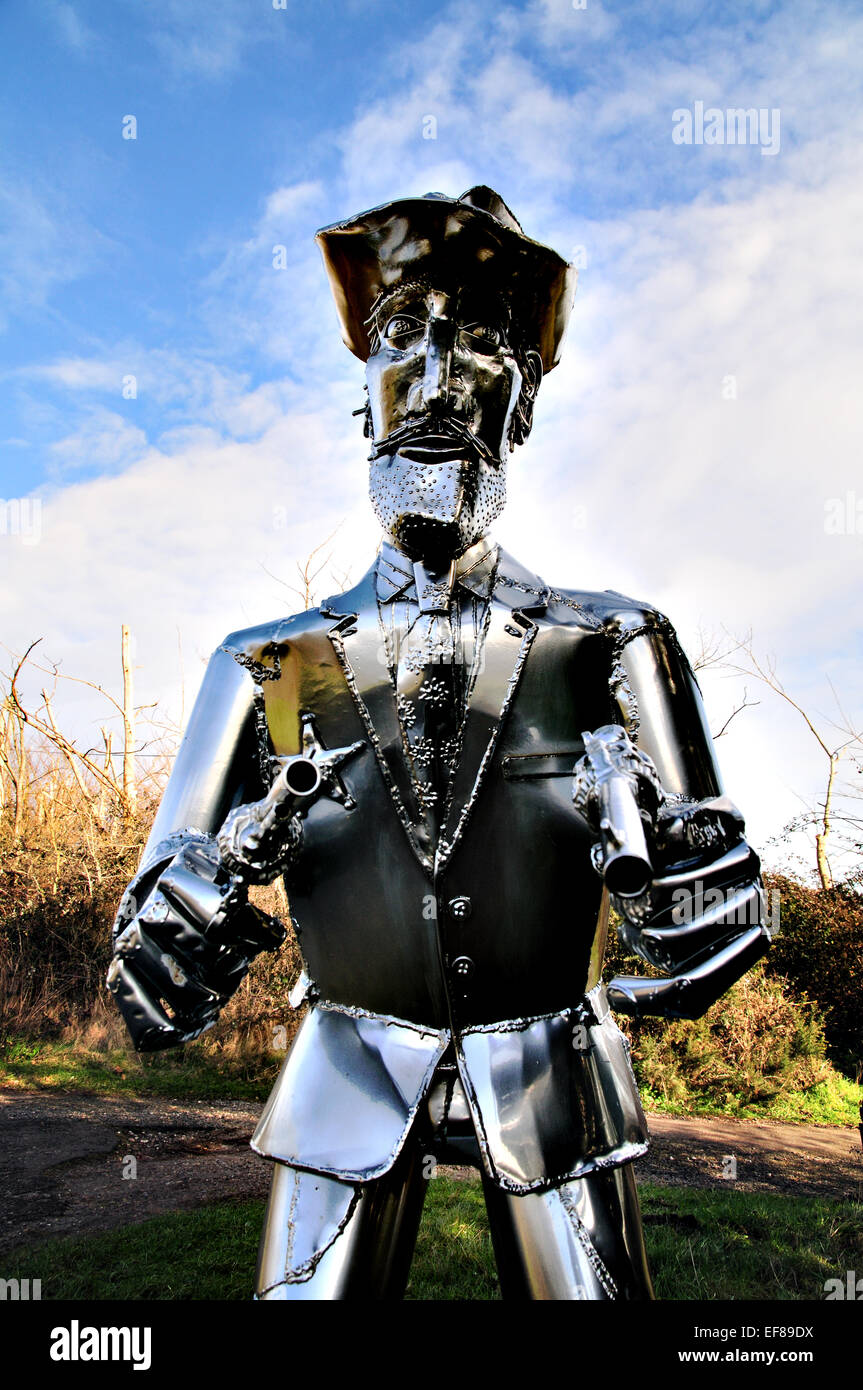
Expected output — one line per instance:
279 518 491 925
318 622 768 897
1 1089 860 1256
0 1092 267 1257
641 1112 863 1200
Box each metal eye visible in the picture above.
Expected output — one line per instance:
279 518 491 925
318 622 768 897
384 315 423 343
463 324 501 350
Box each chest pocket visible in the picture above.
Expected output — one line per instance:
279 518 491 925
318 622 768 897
501 748 585 780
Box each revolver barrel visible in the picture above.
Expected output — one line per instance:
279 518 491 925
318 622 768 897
263 754 325 822
594 772 653 899
574 725 660 900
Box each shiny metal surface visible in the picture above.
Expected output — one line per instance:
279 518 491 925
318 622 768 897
142 638 269 859
316 186 575 374
216 735 364 882
609 923 768 1019
609 616 723 799
482 1162 654 1300
251 988 646 1193
251 1002 448 1179
457 986 648 1193
572 723 663 898
365 281 530 562
108 184 768 1298
256 1148 428 1300
108 832 285 1050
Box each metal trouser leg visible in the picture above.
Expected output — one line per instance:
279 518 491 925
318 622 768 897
255 1143 429 1300
481 1161 655 1301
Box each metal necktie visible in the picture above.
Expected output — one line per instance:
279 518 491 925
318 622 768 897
395 560 461 838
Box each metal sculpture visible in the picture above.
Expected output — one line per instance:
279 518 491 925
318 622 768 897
108 186 769 1300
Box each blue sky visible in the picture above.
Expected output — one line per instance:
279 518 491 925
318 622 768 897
1 0 861 880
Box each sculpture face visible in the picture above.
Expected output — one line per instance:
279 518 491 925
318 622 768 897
365 285 526 564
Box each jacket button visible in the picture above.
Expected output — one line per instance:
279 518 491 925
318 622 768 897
451 955 475 982
448 896 472 920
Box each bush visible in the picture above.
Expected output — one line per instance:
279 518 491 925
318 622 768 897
763 872 863 1078
625 965 838 1116
0 799 156 1040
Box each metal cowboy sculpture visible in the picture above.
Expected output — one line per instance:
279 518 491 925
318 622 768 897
108 187 769 1300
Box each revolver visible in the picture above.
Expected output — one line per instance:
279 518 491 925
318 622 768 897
572 724 769 1019
107 731 364 1050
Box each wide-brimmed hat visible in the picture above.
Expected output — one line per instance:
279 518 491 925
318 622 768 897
315 186 575 373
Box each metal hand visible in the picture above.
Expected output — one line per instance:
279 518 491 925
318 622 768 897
217 734 365 883
107 836 286 1051
573 726 769 1020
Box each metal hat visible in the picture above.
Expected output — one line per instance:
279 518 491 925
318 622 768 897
315 186 576 373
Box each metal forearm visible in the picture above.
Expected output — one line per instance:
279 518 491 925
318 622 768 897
107 833 287 1051
573 725 769 1021
607 924 768 1020
108 738 366 1051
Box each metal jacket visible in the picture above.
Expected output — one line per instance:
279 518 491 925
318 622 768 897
138 546 723 1193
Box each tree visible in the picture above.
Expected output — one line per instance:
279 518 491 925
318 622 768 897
723 636 863 890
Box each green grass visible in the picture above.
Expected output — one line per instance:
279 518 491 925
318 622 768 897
6 1179 861 1301
3 1033 859 1128
405 1175 500 1300
637 1073 861 1128
641 1185 863 1300
0 1036 278 1102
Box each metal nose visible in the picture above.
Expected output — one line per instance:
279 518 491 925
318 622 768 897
421 319 452 411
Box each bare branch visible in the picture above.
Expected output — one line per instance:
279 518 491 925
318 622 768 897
712 689 760 740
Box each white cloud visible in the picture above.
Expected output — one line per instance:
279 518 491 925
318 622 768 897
0 395 379 736
24 359 123 391
49 2 98 52
138 0 291 80
0 176 112 333
49 408 150 475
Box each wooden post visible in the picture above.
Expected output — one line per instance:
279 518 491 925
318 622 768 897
98 727 113 823
121 625 137 818
0 699 8 817
13 706 26 840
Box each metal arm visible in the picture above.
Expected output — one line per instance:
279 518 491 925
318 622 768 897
108 740 363 1051
107 631 365 1052
572 722 769 1021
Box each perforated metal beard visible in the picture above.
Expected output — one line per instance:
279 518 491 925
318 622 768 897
369 453 506 565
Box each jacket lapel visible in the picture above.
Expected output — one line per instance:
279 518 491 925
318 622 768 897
436 550 548 874
322 566 436 876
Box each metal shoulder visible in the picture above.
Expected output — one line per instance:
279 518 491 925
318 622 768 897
596 594 722 801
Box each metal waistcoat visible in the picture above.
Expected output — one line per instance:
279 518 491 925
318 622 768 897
139 545 722 1191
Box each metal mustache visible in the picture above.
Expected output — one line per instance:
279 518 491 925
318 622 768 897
368 414 501 468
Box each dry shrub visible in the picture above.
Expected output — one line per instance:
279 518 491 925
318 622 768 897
0 784 160 1040
0 739 301 1053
